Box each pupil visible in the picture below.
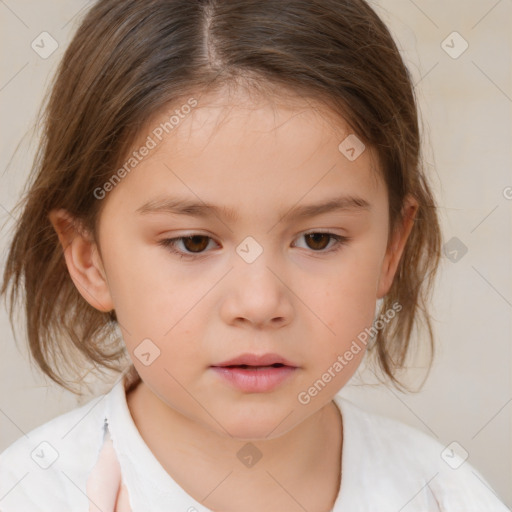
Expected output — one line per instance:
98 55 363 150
306 233 329 250
184 235 208 253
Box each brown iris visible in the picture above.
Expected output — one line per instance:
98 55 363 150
304 233 331 251
181 235 210 253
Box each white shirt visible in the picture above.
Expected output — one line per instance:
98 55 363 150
0 372 508 512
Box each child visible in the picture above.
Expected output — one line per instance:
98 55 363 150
0 0 508 511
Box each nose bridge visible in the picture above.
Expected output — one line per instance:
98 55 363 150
235 233 268 266
219 233 293 326
218 198 291 285
233 233 280 288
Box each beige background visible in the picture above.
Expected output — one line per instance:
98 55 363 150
1 0 511 507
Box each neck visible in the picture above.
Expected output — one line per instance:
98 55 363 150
126 380 343 512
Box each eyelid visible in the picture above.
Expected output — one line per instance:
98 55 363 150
157 230 351 260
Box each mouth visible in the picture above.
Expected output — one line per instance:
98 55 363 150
221 363 288 370
210 354 298 393
211 352 298 369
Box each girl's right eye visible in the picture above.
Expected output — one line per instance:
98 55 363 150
158 235 217 260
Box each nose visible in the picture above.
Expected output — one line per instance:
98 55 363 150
219 250 294 329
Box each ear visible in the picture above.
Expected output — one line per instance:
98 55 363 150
376 195 418 299
48 208 114 312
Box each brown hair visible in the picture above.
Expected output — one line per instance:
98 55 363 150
1 0 441 395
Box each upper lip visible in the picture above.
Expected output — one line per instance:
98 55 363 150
212 353 298 367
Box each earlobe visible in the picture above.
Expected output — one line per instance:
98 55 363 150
376 196 418 299
48 209 114 312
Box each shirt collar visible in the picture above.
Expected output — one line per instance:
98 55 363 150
104 369 352 511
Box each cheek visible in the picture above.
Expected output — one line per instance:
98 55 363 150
100 238 206 358
295 284 376 397
101 231 182 312
302 251 382 362
313 284 376 362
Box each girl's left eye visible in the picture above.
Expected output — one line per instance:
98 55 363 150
158 232 351 260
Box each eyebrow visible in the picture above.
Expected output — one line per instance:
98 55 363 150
135 194 371 222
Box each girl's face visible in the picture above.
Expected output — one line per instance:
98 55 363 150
86 88 415 439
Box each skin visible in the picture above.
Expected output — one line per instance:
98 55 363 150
49 86 417 512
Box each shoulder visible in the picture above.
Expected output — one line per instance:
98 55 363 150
333 395 509 511
0 392 109 512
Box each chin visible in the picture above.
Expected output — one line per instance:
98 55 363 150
208 403 299 441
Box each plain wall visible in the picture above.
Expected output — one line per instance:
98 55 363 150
1 0 511 507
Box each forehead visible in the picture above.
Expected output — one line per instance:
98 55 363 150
106 86 385 218
138 86 360 158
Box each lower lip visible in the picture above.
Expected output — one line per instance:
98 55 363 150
211 366 297 393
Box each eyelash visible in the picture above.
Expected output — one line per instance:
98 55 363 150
158 232 351 260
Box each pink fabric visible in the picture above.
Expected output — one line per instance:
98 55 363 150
86 432 133 512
